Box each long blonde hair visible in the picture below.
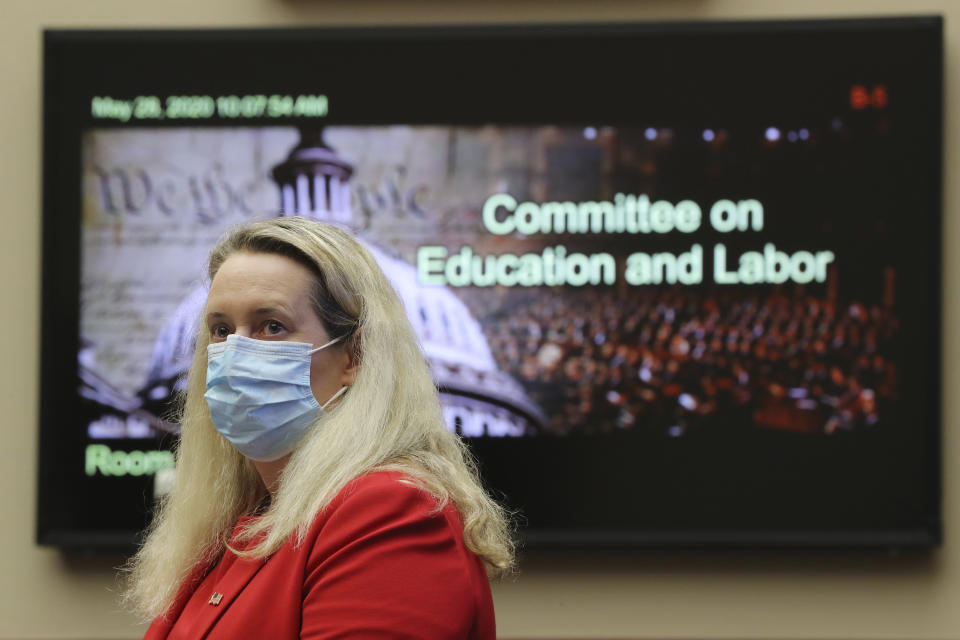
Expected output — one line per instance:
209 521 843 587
123 217 515 621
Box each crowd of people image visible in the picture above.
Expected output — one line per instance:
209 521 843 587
470 287 898 437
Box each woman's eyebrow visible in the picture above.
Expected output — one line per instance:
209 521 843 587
206 306 292 318
250 306 292 317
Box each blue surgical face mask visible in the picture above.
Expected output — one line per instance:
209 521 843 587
204 333 348 461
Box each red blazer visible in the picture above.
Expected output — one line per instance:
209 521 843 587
145 471 496 639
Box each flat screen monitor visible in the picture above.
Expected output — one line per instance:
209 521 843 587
39 18 943 549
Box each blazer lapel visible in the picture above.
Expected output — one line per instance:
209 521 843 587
184 551 269 639
143 560 213 640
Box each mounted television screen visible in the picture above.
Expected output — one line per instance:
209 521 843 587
40 18 942 549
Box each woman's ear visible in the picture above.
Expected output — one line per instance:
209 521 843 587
340 329 361 386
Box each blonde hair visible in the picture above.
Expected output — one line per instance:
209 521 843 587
123 217 515 621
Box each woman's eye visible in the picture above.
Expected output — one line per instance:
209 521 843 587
265 320 285 335
212 326 230 339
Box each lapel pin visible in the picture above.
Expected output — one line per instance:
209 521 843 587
209 592 223 606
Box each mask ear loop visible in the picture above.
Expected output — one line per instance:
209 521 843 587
321 385 349 410
310 334 351 410
308 334 344 354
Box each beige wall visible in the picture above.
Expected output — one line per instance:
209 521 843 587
1 1 955 638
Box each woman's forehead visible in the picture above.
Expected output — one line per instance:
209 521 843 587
208 252 315 311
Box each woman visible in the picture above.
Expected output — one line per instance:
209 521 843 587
125 217 514 639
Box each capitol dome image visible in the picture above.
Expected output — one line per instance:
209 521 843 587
139 128 545 438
